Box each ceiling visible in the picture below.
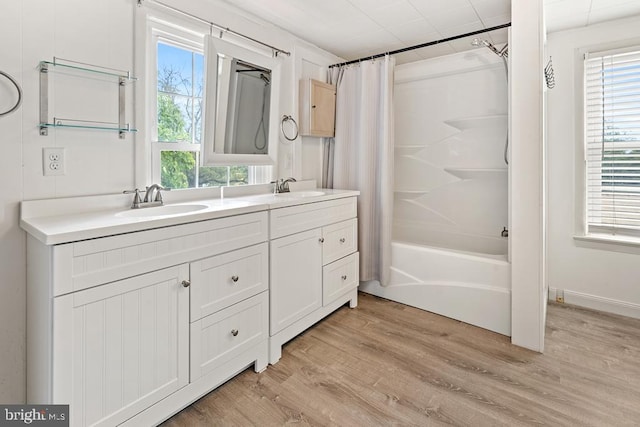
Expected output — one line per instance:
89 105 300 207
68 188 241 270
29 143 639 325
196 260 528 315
219 0 640 65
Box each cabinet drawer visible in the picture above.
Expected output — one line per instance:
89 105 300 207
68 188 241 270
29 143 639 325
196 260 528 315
190 243 268 321
52 211 268 296
322 219 357 265
270 197 356 239
323 252 359 306
190 292 268 382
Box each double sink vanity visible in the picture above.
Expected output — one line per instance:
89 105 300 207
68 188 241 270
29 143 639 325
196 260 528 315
21 185 359 426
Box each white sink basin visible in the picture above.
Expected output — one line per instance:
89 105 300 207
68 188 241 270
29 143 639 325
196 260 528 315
276 190 325 198
116 204 208 218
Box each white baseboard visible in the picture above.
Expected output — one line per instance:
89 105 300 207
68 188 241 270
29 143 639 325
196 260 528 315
548 287 640 320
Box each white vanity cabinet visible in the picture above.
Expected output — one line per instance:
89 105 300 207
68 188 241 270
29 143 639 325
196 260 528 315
27 211 269 427
268 197 359 363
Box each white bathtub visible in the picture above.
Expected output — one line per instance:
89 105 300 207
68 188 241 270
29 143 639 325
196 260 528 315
359 239 511 335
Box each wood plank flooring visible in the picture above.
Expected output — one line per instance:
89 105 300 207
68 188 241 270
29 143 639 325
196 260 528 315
163 292 640 426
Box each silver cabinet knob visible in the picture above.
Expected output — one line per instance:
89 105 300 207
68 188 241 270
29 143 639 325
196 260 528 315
319 237 325 243
341 275 347 280
231 329 239 337
339 238 346 243
231 275 239 283
181 280 190 288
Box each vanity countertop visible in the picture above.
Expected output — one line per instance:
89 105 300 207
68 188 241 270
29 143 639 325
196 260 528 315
21 188 359 245
226 188 359 209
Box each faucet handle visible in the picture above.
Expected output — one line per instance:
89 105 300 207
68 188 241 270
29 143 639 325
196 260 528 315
270 180 282 194
123 189 142 208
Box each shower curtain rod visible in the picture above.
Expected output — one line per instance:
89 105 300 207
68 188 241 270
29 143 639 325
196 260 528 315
137 0 291 57
329 22 511 68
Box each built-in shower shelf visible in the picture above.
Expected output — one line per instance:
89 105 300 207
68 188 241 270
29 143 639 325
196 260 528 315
444 168 507 180
394 190 429 199
444 114 507 131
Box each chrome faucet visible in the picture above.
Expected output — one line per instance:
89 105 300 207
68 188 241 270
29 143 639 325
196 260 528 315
278 177 297 193
270 177 297 194
144 183 166 204
123 184 169 209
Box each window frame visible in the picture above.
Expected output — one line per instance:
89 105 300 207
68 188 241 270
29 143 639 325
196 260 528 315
150 25 205 186
582 44 640 241
136 8 274 190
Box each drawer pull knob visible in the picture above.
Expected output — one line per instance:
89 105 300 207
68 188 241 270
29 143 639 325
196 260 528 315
231 329 239 337
181 280 191 288
339 238 346 243
231 275 239 283
341 275 347 281
319 237 325 243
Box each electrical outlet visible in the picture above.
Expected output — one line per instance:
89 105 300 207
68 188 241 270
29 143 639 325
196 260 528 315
43 148 65 176
556 289 565 304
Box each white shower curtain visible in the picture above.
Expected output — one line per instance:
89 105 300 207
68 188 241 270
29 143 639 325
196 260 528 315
331 56 395 286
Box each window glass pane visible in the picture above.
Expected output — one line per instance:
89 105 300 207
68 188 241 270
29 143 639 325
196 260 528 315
157 42 193 96
161 151 196 189
157 94 191 143
194 53 204 96
157 41 203 143
161 151 261 189
198 166 234 187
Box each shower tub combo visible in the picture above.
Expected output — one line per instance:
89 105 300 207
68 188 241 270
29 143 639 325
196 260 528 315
360 233 510 335
361 43 511 336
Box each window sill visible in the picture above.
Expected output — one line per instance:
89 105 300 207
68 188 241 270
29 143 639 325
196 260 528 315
574 233 640 252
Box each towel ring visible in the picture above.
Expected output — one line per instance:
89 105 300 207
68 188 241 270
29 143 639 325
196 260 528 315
281 115 299 141
0 70 23 117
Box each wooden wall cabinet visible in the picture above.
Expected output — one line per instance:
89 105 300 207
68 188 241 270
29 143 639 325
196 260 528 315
299 79 336 137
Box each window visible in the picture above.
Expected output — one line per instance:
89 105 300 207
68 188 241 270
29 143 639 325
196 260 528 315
585 47 640 237
151 27 271 189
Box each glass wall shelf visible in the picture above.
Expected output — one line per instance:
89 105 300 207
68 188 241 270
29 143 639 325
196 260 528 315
39 119 137 135
39 57 137 139
39 59 137 81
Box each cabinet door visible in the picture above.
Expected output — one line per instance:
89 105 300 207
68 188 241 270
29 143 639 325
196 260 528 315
270 228 322 334
53 265 189 427
310 80 336 137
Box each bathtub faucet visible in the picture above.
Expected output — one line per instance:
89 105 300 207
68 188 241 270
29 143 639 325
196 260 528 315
501 227 509 238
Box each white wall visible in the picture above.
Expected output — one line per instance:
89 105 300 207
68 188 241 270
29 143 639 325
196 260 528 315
547 16 640 318
0 0 338 403
0 0 26 406
510 0 546 352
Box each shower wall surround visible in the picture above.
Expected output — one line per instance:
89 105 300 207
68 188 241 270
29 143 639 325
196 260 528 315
393 50 508 255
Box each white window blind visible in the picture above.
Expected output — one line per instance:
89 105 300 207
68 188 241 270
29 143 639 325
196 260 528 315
585 48 640 236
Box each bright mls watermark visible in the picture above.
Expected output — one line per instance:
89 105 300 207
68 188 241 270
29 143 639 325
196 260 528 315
0 405 68 426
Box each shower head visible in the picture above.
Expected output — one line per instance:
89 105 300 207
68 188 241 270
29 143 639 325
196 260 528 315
471 38 508 58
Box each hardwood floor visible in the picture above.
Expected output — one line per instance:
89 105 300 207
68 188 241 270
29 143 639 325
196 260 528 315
163 292 640 426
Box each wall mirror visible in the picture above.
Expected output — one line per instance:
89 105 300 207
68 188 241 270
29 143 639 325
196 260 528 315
202 36 280 166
